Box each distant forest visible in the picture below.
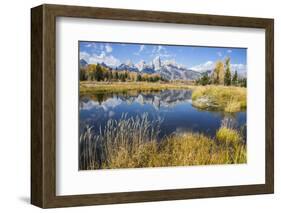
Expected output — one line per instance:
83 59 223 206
80 63 164 82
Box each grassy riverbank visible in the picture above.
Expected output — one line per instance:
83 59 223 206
79 114 246 170
80 81 193 94
191 85 246 112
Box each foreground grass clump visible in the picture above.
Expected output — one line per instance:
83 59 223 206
216 126 246 164
80 81 193 94
216 127 241 145
79 114 246 170
191 85 246 112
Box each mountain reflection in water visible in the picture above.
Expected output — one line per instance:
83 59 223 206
79 89 246 139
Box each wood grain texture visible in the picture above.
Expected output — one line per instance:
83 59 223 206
265 20 274 193
31 4 274 208
31 5 43 207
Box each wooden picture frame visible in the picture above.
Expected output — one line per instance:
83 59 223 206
31 4 274 208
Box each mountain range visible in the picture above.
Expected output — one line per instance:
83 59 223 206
80 57 202 80
80 56 246 81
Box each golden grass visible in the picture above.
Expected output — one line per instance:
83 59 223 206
79 114 246 170
216 127 246 163
162 132 246 166
191 85 246 112
216 127 242 145
225 100 241 113
105 132 246 169
80 81 193 94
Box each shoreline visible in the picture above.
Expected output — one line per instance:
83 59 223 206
80 81 194 94
80 81 246 112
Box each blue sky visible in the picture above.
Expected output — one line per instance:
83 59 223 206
79 41 247 72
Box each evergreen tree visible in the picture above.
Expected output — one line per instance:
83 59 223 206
232 70 238 86
79 68 86 81
136 74 142 81
224 57 231 86
120 73 126 82
198 73 210 85
95 64 103 81
113 71 119 80
239 78 247 87
103 69 109 80
108 70 113 81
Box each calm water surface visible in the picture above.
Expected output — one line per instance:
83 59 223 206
79 89 246 139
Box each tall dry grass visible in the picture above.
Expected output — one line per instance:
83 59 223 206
79 114 246 170
79 113 162 170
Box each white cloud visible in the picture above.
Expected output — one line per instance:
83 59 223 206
231 63 245 70
135 44 171 58
105 44 113 53
191 61 215 72
80 51 91 61
230 64 247 76
217 51 223 57
227 49 232 53
85 43 95 48
151 45 172 58
80 51 120 67
152 45 164 54
190 60 247 76
134 45 145 55
157 45 163 52
139 45 145 52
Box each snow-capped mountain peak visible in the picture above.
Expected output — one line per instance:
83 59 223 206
153 56 162 70
83 57 202 80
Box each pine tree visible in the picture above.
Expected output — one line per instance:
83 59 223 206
108 71 113 81
79 68 86 81
239 78 247 87
113 71 119 80
232 70 238 86
198 73 210 85
224 57 231 86
95 64 103 81
136 74 142 81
